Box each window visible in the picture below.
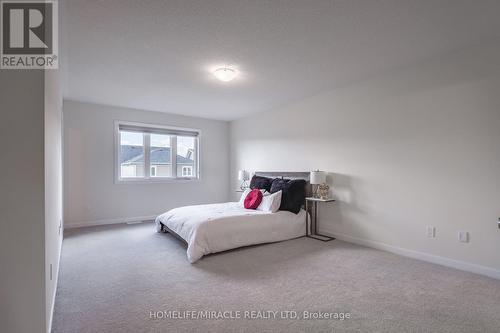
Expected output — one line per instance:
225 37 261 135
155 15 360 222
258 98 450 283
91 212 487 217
120 131 145 178
178 136 196 178
116 121 199 182
150 134 171 178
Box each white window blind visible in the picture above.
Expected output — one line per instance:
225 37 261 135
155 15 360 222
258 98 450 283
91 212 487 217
118 123 199 137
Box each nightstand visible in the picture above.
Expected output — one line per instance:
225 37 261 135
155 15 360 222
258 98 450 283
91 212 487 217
305 197 335 241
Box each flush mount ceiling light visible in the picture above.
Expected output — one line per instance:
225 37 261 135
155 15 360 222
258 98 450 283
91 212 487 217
213 67 237 82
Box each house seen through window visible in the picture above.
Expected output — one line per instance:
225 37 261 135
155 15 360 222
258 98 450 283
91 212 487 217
117 122 199 181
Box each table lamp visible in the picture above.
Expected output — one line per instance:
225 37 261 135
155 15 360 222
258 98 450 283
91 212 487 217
310 170 327 199
238 170 249 190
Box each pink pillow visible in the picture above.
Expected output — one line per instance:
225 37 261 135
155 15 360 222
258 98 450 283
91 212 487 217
244 189 263 209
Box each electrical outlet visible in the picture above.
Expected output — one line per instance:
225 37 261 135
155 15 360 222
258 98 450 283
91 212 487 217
458 231 469 243
426 226 436 238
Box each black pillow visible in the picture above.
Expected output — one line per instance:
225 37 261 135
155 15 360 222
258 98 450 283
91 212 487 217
249 175 273 192
270 178 306 214
269 178 289 193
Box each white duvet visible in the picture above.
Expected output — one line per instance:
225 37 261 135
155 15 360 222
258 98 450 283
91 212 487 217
155 202 306 263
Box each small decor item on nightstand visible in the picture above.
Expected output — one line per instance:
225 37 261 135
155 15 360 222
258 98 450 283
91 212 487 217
238 170 249 190
310 170 329 199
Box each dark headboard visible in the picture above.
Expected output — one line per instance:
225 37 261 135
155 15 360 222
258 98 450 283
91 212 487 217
254 171 312 198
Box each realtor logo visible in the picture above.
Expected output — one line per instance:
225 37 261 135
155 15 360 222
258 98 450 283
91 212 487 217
1 0 58 69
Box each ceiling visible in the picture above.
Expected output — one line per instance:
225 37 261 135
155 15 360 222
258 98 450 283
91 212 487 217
64 0 500 121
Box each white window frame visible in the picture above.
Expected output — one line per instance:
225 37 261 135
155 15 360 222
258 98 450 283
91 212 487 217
114 120 201 184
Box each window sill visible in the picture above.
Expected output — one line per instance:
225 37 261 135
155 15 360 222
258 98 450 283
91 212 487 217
115 177 201 184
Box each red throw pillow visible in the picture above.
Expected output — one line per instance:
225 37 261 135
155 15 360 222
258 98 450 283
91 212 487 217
244 189 263 209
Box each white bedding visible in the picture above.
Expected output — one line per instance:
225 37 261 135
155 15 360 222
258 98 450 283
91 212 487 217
155 202 306 263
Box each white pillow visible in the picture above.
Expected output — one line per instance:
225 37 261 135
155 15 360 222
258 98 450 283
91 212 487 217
238 188 252 206
257 190 282 213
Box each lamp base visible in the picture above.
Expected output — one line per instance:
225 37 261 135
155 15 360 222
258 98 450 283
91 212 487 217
313 184 321 198
314 183 330 200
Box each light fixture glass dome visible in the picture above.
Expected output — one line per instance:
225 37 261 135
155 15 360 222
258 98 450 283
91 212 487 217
213 67 237 82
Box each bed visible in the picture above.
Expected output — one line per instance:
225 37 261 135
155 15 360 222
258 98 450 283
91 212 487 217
155 172 311 263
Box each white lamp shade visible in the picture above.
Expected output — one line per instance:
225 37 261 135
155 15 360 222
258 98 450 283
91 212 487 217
310 170 326 184
238 170 248 181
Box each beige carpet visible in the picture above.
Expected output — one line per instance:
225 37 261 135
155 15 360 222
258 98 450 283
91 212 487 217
52 223 500 333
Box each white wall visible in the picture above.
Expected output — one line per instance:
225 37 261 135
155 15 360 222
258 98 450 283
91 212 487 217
230 42 500 277
63 100 230 227
0 69 63 333
0 71 46 332
0 4 63 330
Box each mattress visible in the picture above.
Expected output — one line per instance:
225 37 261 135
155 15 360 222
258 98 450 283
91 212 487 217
155 202 306 263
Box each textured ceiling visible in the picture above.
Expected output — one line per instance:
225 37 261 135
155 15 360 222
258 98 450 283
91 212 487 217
64 0 500 120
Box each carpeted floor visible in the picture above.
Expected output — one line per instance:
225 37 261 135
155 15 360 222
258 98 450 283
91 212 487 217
52 222 500 333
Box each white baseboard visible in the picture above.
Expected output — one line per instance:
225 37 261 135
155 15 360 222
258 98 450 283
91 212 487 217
65 215 156 229
328 231 500 280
